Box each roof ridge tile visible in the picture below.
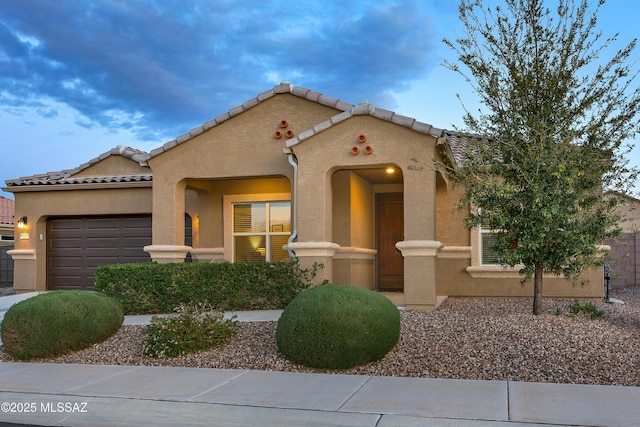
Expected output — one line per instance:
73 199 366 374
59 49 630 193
273 82 293 93
287 97 443 148
390 113 415 128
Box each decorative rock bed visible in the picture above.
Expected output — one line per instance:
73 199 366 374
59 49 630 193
1 287 638 386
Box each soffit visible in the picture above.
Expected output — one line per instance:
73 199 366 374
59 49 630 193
352 168 403 185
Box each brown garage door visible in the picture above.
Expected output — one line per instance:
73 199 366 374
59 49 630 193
47 215 152 290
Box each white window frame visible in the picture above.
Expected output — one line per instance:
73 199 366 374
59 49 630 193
466 206 523 278
223 193 291 263
479 225 500 266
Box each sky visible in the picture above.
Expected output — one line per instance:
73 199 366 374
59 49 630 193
1 0 639 198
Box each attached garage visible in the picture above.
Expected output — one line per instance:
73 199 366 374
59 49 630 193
47 215 152 290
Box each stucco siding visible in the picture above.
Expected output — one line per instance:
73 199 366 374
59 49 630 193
331 171 374 248
71 155 150 177
148 94 339 181
436 177 470 246
436 258 603 298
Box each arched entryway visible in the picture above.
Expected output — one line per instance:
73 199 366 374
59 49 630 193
331 166 403 291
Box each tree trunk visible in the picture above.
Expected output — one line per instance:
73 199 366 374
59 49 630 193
533 264 544 315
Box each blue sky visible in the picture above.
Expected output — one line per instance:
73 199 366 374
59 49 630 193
1 0 638 197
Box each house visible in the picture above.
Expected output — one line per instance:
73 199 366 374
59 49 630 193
604 192 640 287
0 195 15 289
0 196 14 247
3 83 603 309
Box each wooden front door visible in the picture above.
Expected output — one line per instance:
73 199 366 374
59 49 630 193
376 193 404 291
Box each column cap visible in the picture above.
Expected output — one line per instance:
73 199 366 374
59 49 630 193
395 240 443 257
7 249 36 260
143 245 192 263
288 242 340 257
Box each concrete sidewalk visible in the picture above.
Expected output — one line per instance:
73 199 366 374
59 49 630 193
0 362 638 426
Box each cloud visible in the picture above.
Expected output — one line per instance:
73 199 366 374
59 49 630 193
0 0 440 141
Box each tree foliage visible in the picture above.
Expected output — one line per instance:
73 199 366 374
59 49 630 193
443 0 640 314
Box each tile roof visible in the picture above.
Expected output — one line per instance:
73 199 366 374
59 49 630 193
5 173 153 188
286 101 444 148
0 196 14 225
5 145 152 188
441 131 483 166
4 83 474 189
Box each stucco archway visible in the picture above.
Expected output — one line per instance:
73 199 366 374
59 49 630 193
330 166 403 291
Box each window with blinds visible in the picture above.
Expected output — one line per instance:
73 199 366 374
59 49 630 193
233 202 291 263
480 230 500 265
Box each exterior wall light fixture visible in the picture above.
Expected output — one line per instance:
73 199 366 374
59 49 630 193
17 216 28 229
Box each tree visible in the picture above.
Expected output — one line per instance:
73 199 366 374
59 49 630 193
443 0 640 314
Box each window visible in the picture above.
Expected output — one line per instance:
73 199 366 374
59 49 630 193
233 202 291 263
479 226 500 265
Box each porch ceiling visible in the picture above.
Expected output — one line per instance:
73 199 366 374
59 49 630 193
352 168 402 185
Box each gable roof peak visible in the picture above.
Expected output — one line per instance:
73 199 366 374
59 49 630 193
5 145 151 188
149 83 354 158
286 99 444 148
115 145 150 166
274 81 294 93
350 101 375 115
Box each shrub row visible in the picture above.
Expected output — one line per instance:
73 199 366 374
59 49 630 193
94 261 318 315
1 291 123 360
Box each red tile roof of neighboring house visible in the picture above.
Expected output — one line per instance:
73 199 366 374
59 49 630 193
0 196 14 225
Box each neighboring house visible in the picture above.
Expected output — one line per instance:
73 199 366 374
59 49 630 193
0 195 15 289
0 196 14 246
2 83 603 309
604 192 640 287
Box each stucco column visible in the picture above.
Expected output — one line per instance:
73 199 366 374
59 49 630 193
7 249 37 293
403 169 436 240
288 242 340 285
145 179 192 263
396 240 443 311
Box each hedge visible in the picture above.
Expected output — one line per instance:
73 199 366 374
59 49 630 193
93 261 318 314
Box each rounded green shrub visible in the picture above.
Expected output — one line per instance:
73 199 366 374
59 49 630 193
1 291 124 360
276 285 400 369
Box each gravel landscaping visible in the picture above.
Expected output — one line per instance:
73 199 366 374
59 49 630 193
1 287 639 386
